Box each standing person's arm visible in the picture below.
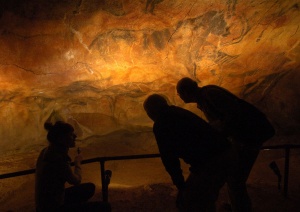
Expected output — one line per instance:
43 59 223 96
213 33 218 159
154 126 185 190
159 147 185 190
158 145 185 210
153 113 186 209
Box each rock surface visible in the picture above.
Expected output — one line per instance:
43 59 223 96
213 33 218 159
0 0 299 155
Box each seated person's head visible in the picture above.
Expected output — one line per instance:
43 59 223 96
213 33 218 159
44 121 77 148
143 94 169 121
176 77 198 103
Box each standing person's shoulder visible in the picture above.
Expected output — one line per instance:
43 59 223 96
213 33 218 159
201 85 230 94
202 84 221 90
200 85 222 98
169 105 205 123
168 105 193 116
201 85 239 101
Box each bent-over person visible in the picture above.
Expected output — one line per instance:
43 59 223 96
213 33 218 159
177 77 275 212
143 94 234 211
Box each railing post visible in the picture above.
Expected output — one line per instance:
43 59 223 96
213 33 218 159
283 146 290 197
100 160 108 202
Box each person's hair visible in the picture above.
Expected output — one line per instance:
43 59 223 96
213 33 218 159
176 77 198 94
44 121 74 144
143 94 169 112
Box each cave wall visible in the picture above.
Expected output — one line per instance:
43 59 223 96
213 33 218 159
0 0 299 155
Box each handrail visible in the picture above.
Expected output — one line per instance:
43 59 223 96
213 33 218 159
0 153 161 180
0 145 299 200
0 168 36 179
262 144 300 197
0 153 161 203
261 144 300 150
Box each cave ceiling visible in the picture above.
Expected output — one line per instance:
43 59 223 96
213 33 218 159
0 0 299 155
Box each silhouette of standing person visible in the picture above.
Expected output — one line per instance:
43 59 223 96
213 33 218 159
176 77 275 212
35 121 111 212
143 94 234 211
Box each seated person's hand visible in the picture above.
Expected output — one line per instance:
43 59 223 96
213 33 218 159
74 153 83 166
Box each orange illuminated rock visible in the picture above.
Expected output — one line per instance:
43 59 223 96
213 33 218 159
0 0 299 154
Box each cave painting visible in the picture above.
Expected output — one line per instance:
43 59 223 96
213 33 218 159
0 0 299 155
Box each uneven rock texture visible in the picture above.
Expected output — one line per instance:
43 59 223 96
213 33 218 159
0 0 299 155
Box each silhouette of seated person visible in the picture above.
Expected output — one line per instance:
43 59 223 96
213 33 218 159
143 94 233 211
35 121 111 212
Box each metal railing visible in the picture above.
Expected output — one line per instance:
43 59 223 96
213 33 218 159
260 144 300 197
0 153 160 202
0 144 300 202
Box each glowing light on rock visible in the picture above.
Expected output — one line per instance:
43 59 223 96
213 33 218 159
0 0 299 155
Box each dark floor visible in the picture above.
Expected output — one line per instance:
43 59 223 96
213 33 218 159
0 134 299 212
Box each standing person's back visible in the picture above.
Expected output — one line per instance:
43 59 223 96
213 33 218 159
154 105 230 174
177 77 275 212
196 84 275 146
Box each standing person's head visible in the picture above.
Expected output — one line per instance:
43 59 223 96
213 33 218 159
44 121 77 148
143 94 169 121
176 77 199 103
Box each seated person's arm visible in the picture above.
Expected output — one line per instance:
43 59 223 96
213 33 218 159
65 155 82 185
